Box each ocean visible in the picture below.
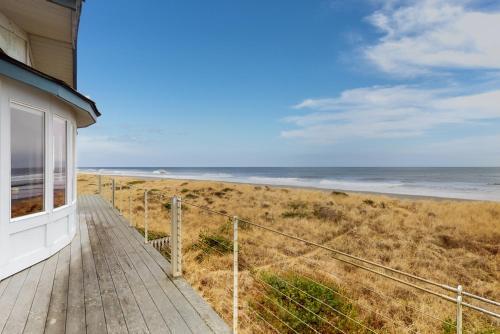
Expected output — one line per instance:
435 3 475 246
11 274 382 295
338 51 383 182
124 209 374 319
78 167 500 201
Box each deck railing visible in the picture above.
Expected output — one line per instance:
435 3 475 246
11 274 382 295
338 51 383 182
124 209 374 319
88 174 499 334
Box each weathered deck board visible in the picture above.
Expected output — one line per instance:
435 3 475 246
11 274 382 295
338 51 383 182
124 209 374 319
23 254 58 334
0 195 229 334
66 217 85 334
0 270 29 332
0 276 11 300
45 244 70 334
79 209 107 334
3 261 44 334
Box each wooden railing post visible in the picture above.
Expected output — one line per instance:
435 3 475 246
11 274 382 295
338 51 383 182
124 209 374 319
171 196 182 278
98 174 102 195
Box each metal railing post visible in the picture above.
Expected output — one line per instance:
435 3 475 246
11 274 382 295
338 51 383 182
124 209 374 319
98 174 102 194
171 196 182 278
144 190 149 244
456 285 463 334
233 216 239 334
112 179 116 207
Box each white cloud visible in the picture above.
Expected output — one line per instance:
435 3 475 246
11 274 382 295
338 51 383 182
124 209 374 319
364 0 500 75
283 86 500 142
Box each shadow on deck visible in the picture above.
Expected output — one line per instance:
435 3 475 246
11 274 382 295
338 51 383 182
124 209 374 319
0 195 229 334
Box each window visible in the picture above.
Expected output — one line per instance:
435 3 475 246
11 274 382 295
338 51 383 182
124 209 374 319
11 106 45 218
53 117 67 208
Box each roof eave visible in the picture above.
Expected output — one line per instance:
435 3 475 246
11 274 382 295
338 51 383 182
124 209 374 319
0 52 100 128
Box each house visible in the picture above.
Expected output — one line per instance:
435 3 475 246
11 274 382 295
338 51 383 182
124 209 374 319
0 0 100 280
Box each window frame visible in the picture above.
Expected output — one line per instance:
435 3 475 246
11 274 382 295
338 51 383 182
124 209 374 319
52 114 69 211
70 122 76 204
9 101 48 222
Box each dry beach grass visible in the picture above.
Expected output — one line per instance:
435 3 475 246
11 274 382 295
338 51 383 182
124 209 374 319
78 174 500 333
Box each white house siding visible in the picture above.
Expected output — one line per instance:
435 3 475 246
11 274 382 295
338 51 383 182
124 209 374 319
0 10 31 66
0 76 78 280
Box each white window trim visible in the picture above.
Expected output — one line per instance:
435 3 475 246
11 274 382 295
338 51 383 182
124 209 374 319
10 210 46 223
53 114 69 210
9 100 48 222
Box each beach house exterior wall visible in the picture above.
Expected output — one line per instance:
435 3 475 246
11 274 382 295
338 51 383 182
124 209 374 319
0 11 33 66
0 0 99 281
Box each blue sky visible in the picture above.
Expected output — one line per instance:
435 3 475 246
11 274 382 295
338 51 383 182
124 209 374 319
77 0 500 167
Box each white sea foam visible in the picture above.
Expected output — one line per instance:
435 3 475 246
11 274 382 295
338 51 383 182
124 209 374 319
78 168 500 201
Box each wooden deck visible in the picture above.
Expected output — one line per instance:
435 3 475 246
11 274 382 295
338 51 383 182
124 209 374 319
0 195 229 334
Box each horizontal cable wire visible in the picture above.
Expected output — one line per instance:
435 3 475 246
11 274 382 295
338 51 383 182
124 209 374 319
268 271 379 334
462 292 500 307
197 226 451 333
191 241 231 259
198 227 419 332
246 321 265 334
238 217 457 293
202 232 456 334
259 294 322 334
198 226 427 332
184 195 500 308
243 224 459 304
197 239 355 334
256 274 349 334
182 200 234 219
247 306 282 334
204 222 456 314
253 301 300 334
188 238 302 333
301 257 456 329
183 196 497 309
242 309 268 334
291 268 419 334
461 301 500 319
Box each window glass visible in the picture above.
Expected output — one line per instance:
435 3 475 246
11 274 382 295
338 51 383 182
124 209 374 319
11 107 45 218
69 123 75 202
54 117 67 208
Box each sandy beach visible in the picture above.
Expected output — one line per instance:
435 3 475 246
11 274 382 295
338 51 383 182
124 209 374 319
79 170 500 202
78 173 500 333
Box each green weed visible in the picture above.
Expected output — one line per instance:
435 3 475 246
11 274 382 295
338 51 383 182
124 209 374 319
255 271 366 333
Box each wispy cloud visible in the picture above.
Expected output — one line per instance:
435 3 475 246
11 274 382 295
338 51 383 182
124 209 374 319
364 0 500 76
283 86 500 142
283 1 500 146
